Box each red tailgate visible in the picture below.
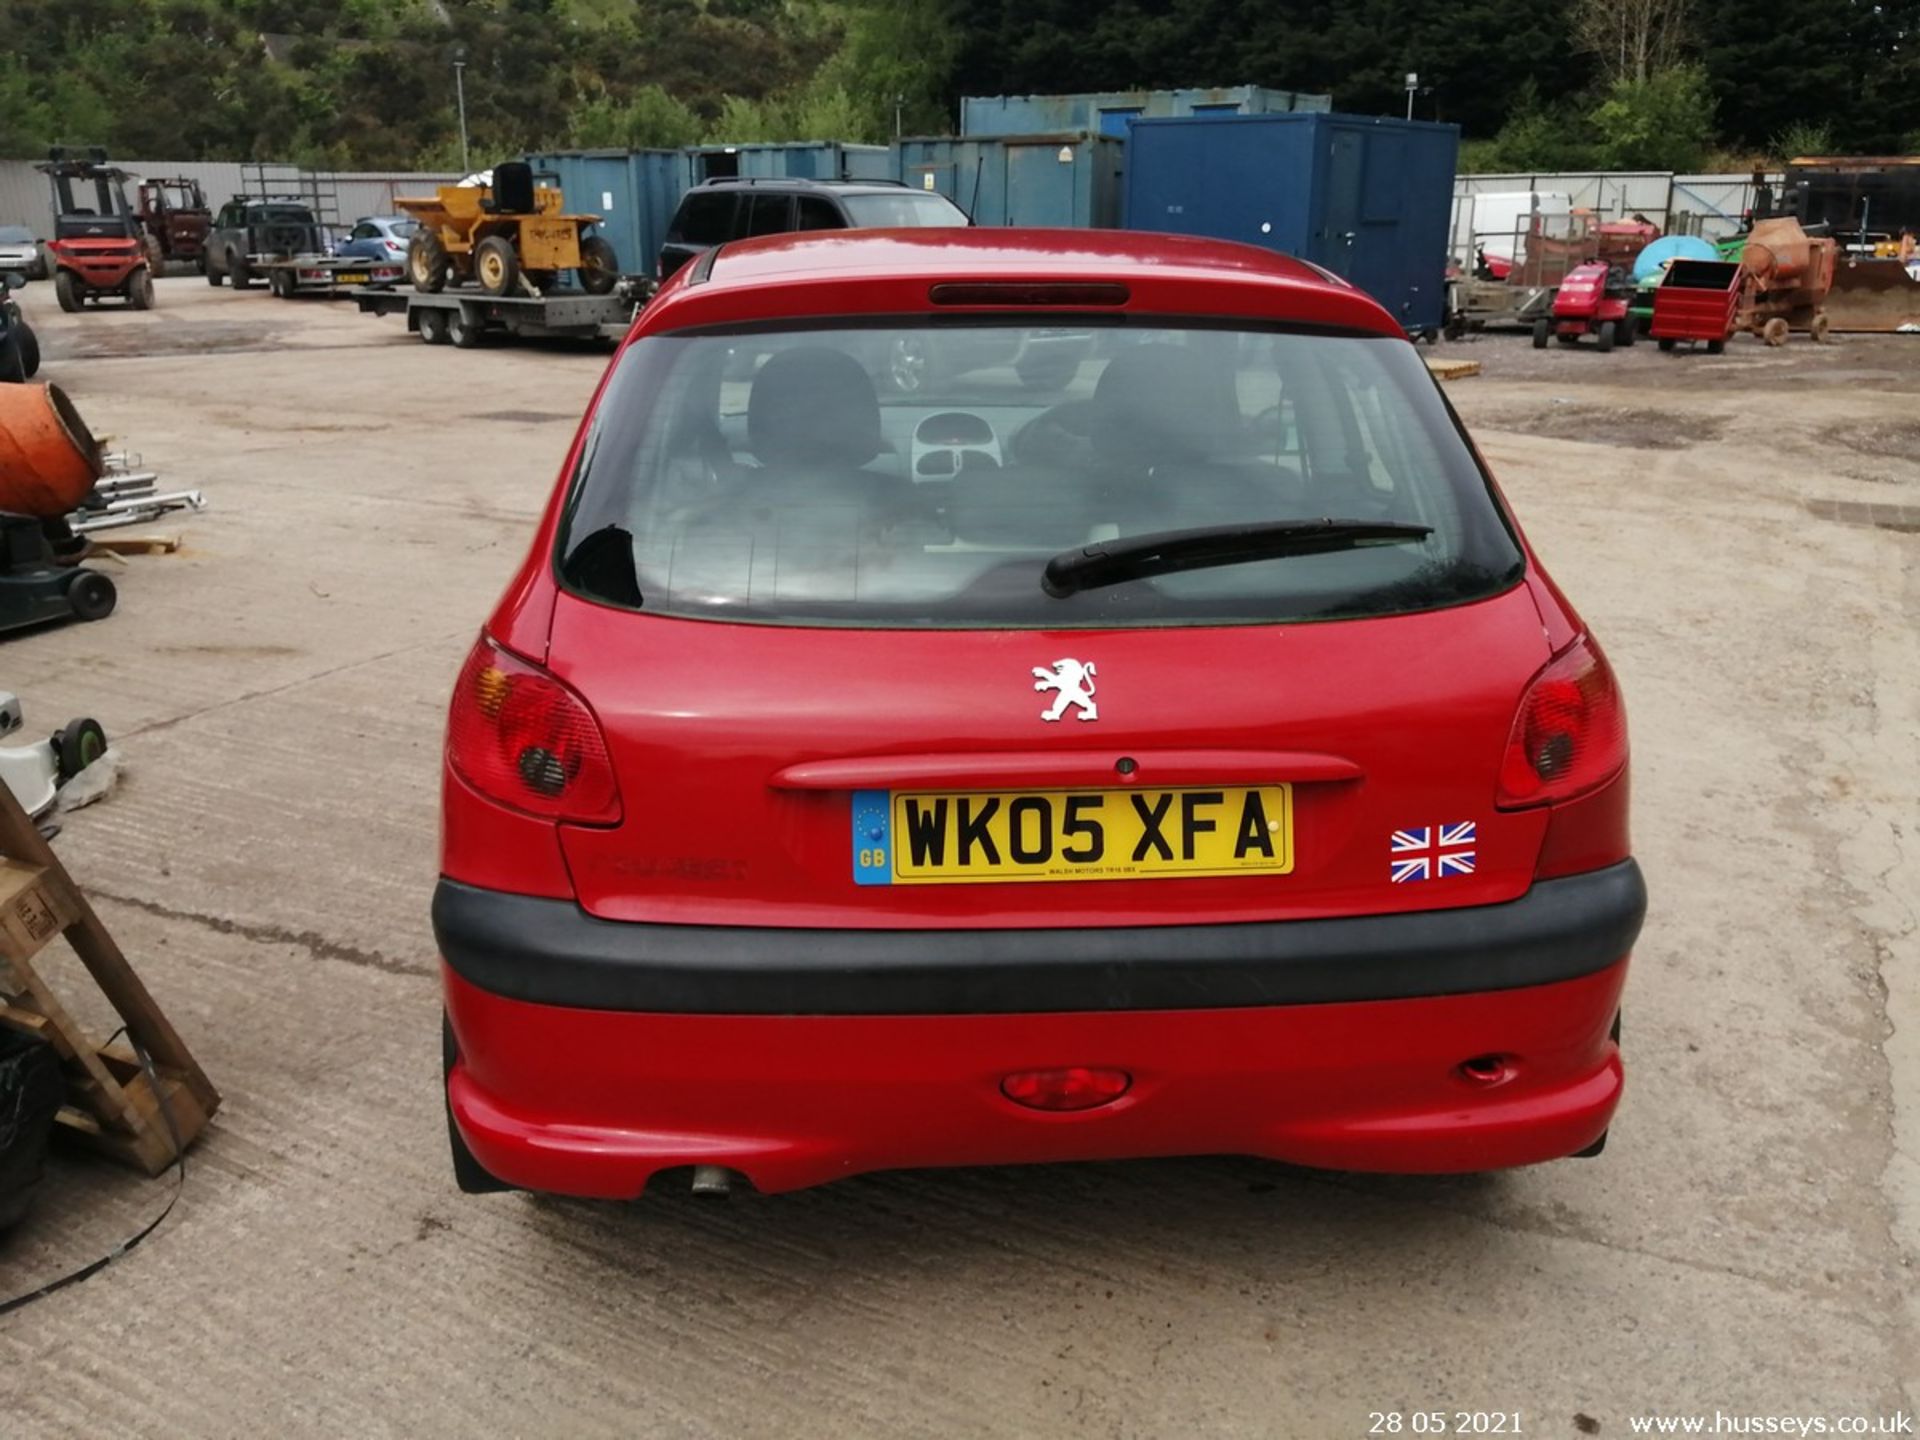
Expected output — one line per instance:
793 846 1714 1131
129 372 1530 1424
547 585 1552 929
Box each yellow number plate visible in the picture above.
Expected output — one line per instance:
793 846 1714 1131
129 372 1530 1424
851 786 1293 885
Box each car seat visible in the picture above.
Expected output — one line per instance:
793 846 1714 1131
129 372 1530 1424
1089 342 1291 529
484 162 536 216
747 347 888 481
1089 342 1239 470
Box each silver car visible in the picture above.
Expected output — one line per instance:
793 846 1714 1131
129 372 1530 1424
0 226 43 280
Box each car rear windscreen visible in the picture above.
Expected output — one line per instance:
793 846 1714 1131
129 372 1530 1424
557 323 1523 628
839 193 971 228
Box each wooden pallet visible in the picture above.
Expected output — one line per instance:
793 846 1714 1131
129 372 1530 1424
0 786 218 1175
1425 357 1483 380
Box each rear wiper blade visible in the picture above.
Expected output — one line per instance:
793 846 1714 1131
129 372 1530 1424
1042 519 1434 598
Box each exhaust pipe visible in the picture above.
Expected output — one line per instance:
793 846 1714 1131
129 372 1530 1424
689 1165 734 1198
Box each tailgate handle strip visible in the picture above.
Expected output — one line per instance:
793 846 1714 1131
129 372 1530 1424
770 750 1363 790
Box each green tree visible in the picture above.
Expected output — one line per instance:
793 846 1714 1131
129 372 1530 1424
570 86 705 149
1587 63 1716 170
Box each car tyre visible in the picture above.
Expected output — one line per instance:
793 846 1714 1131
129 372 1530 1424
0 333 23 384
1596 321 1616 353
1706 338 1726 355
53 270 81 313
229 251 253 290
443 1014 511 1194
417 306 451 345
269 268 295 300
1531 318 1549 349
1657 336 1675 353
409 231 450 293
65 570 116 623
16 323 38 378
127 269 154 310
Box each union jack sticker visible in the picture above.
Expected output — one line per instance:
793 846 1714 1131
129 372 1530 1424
1390 822 1477 883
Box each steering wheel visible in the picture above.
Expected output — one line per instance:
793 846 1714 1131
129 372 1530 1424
1009 400 1096 466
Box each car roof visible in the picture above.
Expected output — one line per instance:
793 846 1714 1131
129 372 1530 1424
639 228 1402 339
694 178 918 194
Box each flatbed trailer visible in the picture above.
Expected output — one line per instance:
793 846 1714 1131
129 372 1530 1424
264 254 404 299
351 285 647 348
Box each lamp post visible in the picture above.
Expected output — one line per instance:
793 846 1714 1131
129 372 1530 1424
1405 72 1418 121
453 57 470 173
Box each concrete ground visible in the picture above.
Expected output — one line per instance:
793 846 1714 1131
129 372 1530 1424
0 278 1913 1438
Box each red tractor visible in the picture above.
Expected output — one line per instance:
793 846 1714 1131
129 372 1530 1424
135 177 211 273
33 147 154 312
1533 260 1637 351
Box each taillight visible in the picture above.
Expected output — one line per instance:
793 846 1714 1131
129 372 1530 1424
447 637 621 823
1496 635 1626 808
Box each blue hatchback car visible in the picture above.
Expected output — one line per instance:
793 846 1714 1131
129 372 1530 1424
334 216 417 262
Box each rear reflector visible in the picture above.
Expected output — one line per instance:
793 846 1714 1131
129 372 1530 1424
1001 1066 1132 1112
447 636 621 824
1496 634 1627 809
930 282 1129 307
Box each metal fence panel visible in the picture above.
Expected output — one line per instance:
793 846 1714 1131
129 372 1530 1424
1449 170 1783 262
0 158 459 236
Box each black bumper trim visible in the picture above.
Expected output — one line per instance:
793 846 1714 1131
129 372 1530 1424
432 861 1645 1016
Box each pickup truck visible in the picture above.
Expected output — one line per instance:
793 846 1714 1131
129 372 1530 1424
204 198 328 290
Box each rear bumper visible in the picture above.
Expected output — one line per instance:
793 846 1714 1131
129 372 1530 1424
445 960 1630 1195
433 861 1645 1014
438 863 1642 1194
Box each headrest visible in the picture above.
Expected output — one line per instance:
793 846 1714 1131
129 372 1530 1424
1090 342 1237 465
748 347 883 469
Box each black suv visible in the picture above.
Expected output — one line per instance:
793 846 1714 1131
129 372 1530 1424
660 178 1090 393
658 178 969 282
205 198 327 289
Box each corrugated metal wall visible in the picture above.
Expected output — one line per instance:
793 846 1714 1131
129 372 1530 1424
1450 170 1780 260
961 87 1331 137
0 159 459 235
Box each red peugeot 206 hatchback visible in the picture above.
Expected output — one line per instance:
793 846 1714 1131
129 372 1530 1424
434 230 1646 1199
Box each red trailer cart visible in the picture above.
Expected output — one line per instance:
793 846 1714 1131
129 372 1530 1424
1650 258 1741 353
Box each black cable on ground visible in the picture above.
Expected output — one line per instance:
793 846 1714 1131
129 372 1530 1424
0 1038 188 1317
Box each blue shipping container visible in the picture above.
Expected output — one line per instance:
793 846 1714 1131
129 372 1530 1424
524 148 689 284
961 86 1330 137
525 142 892 283
1123 113 1459 334
685 142 891 183
894 134 1125 228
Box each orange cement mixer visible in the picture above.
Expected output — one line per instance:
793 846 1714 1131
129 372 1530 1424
1737 218 1837 345
0 382 104 515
